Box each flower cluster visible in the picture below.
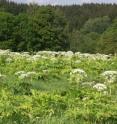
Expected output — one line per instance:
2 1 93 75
70 69 87 84
15 71 37 80
101 71 117 83
75 52 112 61
0 49 113 63
93 83 107 91
5 57 13 63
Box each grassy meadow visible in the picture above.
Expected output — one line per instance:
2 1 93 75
0 50 117 124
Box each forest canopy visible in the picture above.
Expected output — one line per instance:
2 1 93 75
0 0 117 54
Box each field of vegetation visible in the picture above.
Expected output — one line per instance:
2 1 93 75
0 49 117 124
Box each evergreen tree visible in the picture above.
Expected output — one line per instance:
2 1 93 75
97 19 117 54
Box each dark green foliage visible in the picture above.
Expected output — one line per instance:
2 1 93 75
0 0 117 53
70 16 111 53
0 0 27 14
32 7 67 51
57 4 117 31
97 19 117 54
0 6 69 51
70 31 99 53
0 12 14 41
0 12 15 49
81 16 111 34
25 7 69 51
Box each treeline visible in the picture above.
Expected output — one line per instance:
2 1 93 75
0 0 117 54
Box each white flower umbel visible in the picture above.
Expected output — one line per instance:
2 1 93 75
18 73 29 80
101 71 117 83
70 69 87 75
70 69 87 84
0 49 10 56
16 71 37 80
74 60 81 64
27 72 37 77
5 57 13 63
15 71 26 76
31 55 41 61
65 51 73 58
74 52 111 61
93 83 107 91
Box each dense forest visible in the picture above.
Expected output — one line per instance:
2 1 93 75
0 0 117 54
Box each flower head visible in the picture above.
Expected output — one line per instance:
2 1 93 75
93 83 107 91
